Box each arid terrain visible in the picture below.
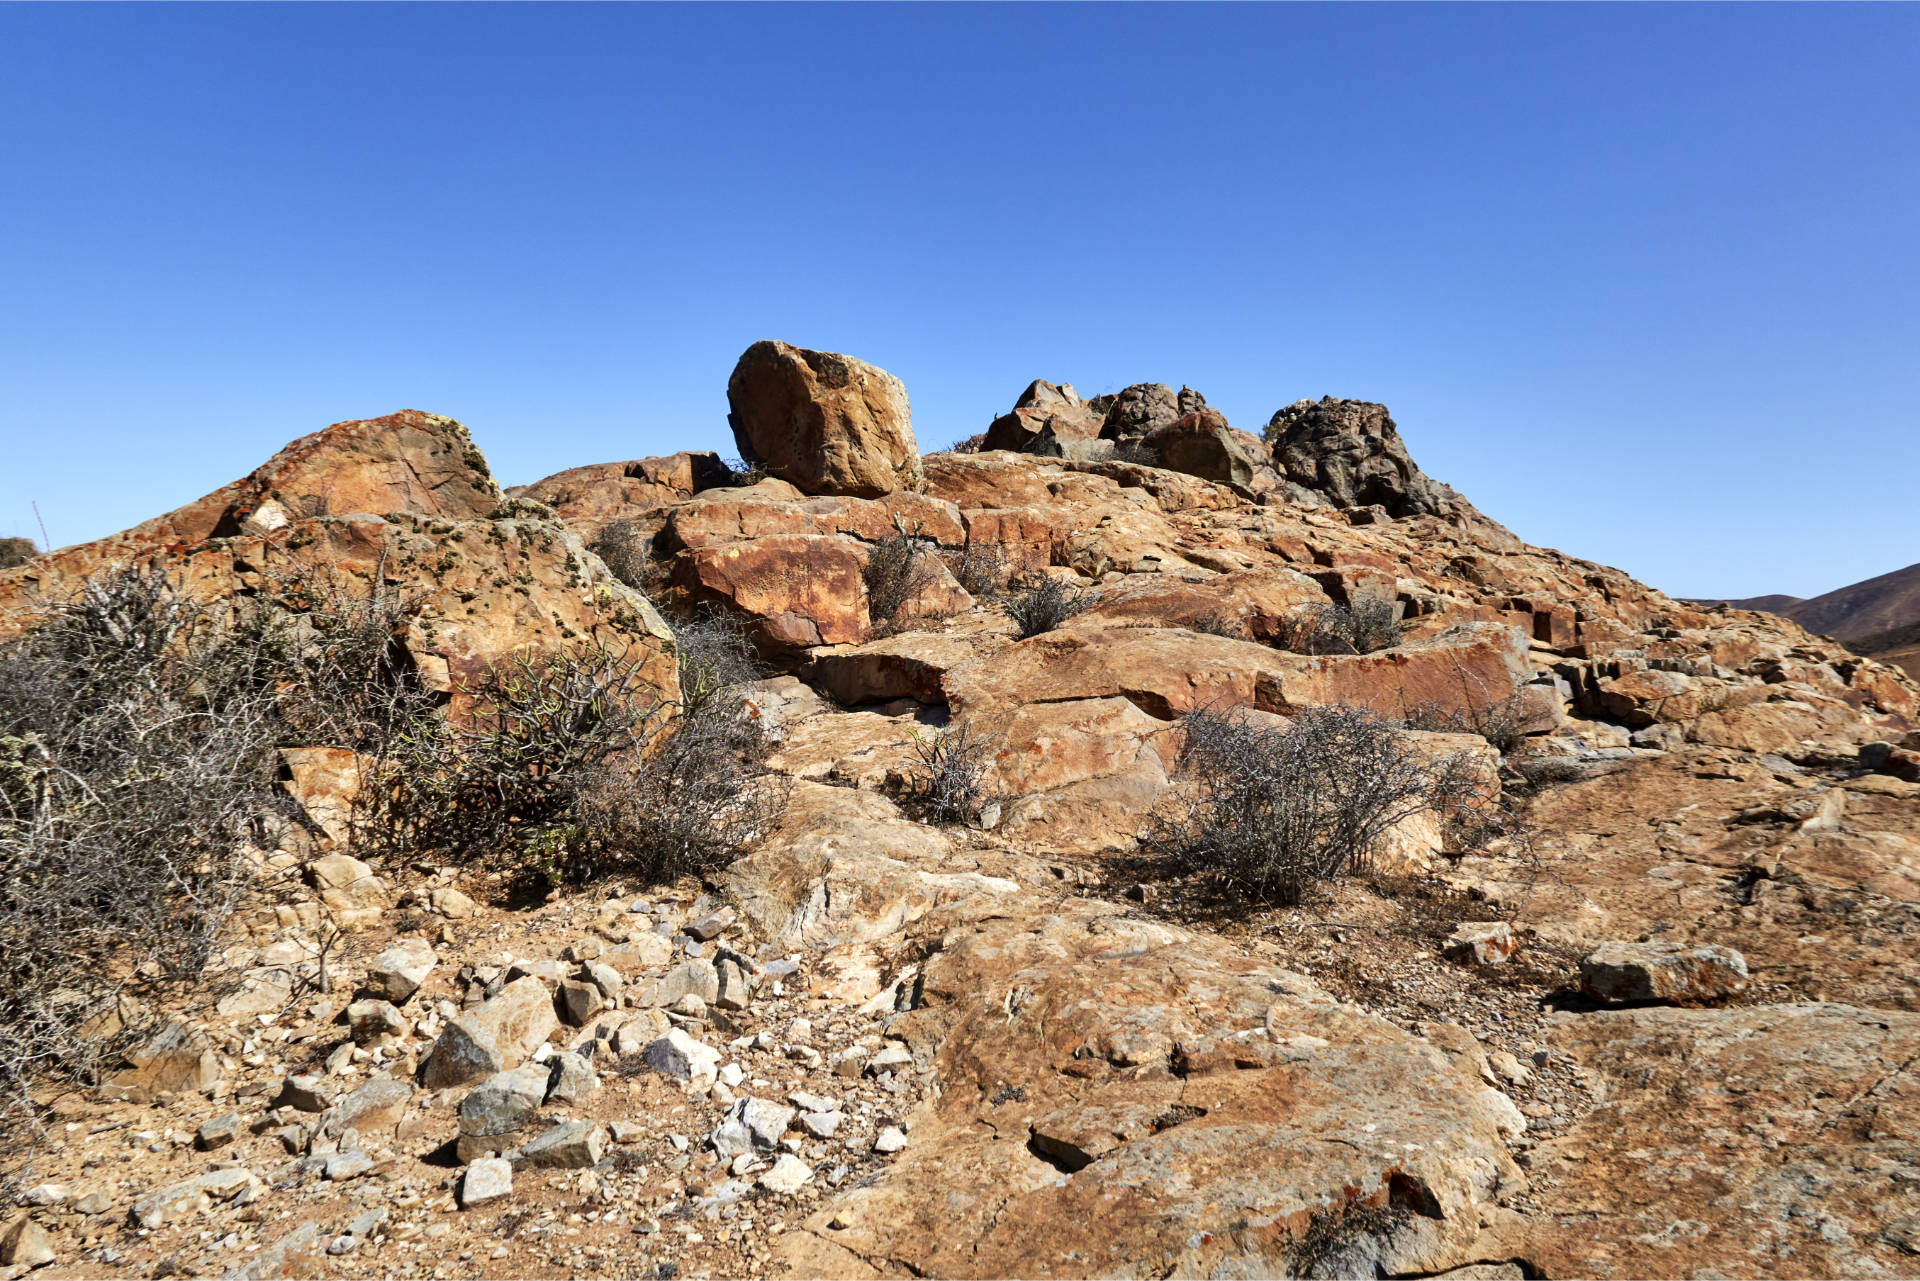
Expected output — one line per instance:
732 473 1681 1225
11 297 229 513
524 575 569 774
1696 562 1920 680
1 341 1917 1281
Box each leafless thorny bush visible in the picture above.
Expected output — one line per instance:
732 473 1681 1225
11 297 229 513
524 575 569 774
0 567 304 1137
862 518 944 633
1161 704 1485 905
0 556 787 1140
1269 599 1405 655
899 721 998 825
1004 577 1087 638
943 432 987 454
1403 687 1531 757
670 609 766 719
379 603 783 887
586 518 656 595
940 535 1006 600
720 456 769 487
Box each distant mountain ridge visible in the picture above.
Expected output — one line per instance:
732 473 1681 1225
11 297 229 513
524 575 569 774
1693 561 1920 679
1698 592 1805 614
1783 561 1920 642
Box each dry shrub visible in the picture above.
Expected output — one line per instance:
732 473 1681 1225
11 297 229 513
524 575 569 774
1190 609 1247 640
862 519 944 633
1270 599 1404 655
1164 704 1472 905
1005 578 1086 639
900 722 997 825
944 432 987 454
671 610 765 718
1403 688 1529 756
382 632 782 887
0 556 787 1139
0 568 303 1131
940 536 1006 600
587 519 654 595
720 456 768 487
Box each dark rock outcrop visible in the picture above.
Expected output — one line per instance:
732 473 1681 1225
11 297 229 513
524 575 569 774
1096 382 1184 442
1267 396 1466 518
980 380 1105 455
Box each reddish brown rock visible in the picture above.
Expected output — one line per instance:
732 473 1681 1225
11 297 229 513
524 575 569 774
1068 568 1329 639
1497 1004 1920 1279
509 451 731 533
1579 940 1750 1005
674 533 869 651
0 409 499 624
806 633 984 706
725 783 1016 949
1254 622 1535 725
775 902 1523 1279
945 627 1293 722
727 340 923 498
921 453 1061 510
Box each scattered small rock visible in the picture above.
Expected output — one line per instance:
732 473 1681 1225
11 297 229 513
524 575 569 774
458 1158 512 1208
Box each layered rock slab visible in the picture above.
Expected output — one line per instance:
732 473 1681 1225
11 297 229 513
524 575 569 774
0 409 499 624
774 901 1524 1279
1496 1003 1920 1279
726 782 1018 950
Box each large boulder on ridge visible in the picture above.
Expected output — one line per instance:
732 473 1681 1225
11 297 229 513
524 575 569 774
727 341 923 498
1097 382 1193 443
1267 396 1465 518
1138 408 1262 487
981 380 1106 455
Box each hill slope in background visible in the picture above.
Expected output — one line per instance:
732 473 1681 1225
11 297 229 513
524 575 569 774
1692 562 1920 657
1706 592 1805 613
1851 618 1920 680
1782 560 1920 642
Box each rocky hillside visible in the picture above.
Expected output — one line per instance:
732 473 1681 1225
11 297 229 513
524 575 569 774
1 343 1917 1281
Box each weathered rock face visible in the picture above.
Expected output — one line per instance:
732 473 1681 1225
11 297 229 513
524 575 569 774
1 410 496 609
422 976 559 1089
981 380 1106 455
726 783 1017 949
507 451 732 536
9 353 1920 1281
0 414 679 720
1579 940 1750 1005
1267 396 1465 518
1493 1003 1920 1279
774 901 1524 1280
1137 409 1262 488
1097 382 1184 442
727 341 923 498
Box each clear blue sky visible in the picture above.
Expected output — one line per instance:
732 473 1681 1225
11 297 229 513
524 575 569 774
2 3 1914 600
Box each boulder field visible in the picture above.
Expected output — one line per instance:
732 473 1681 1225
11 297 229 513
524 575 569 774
1 340 1917 1280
